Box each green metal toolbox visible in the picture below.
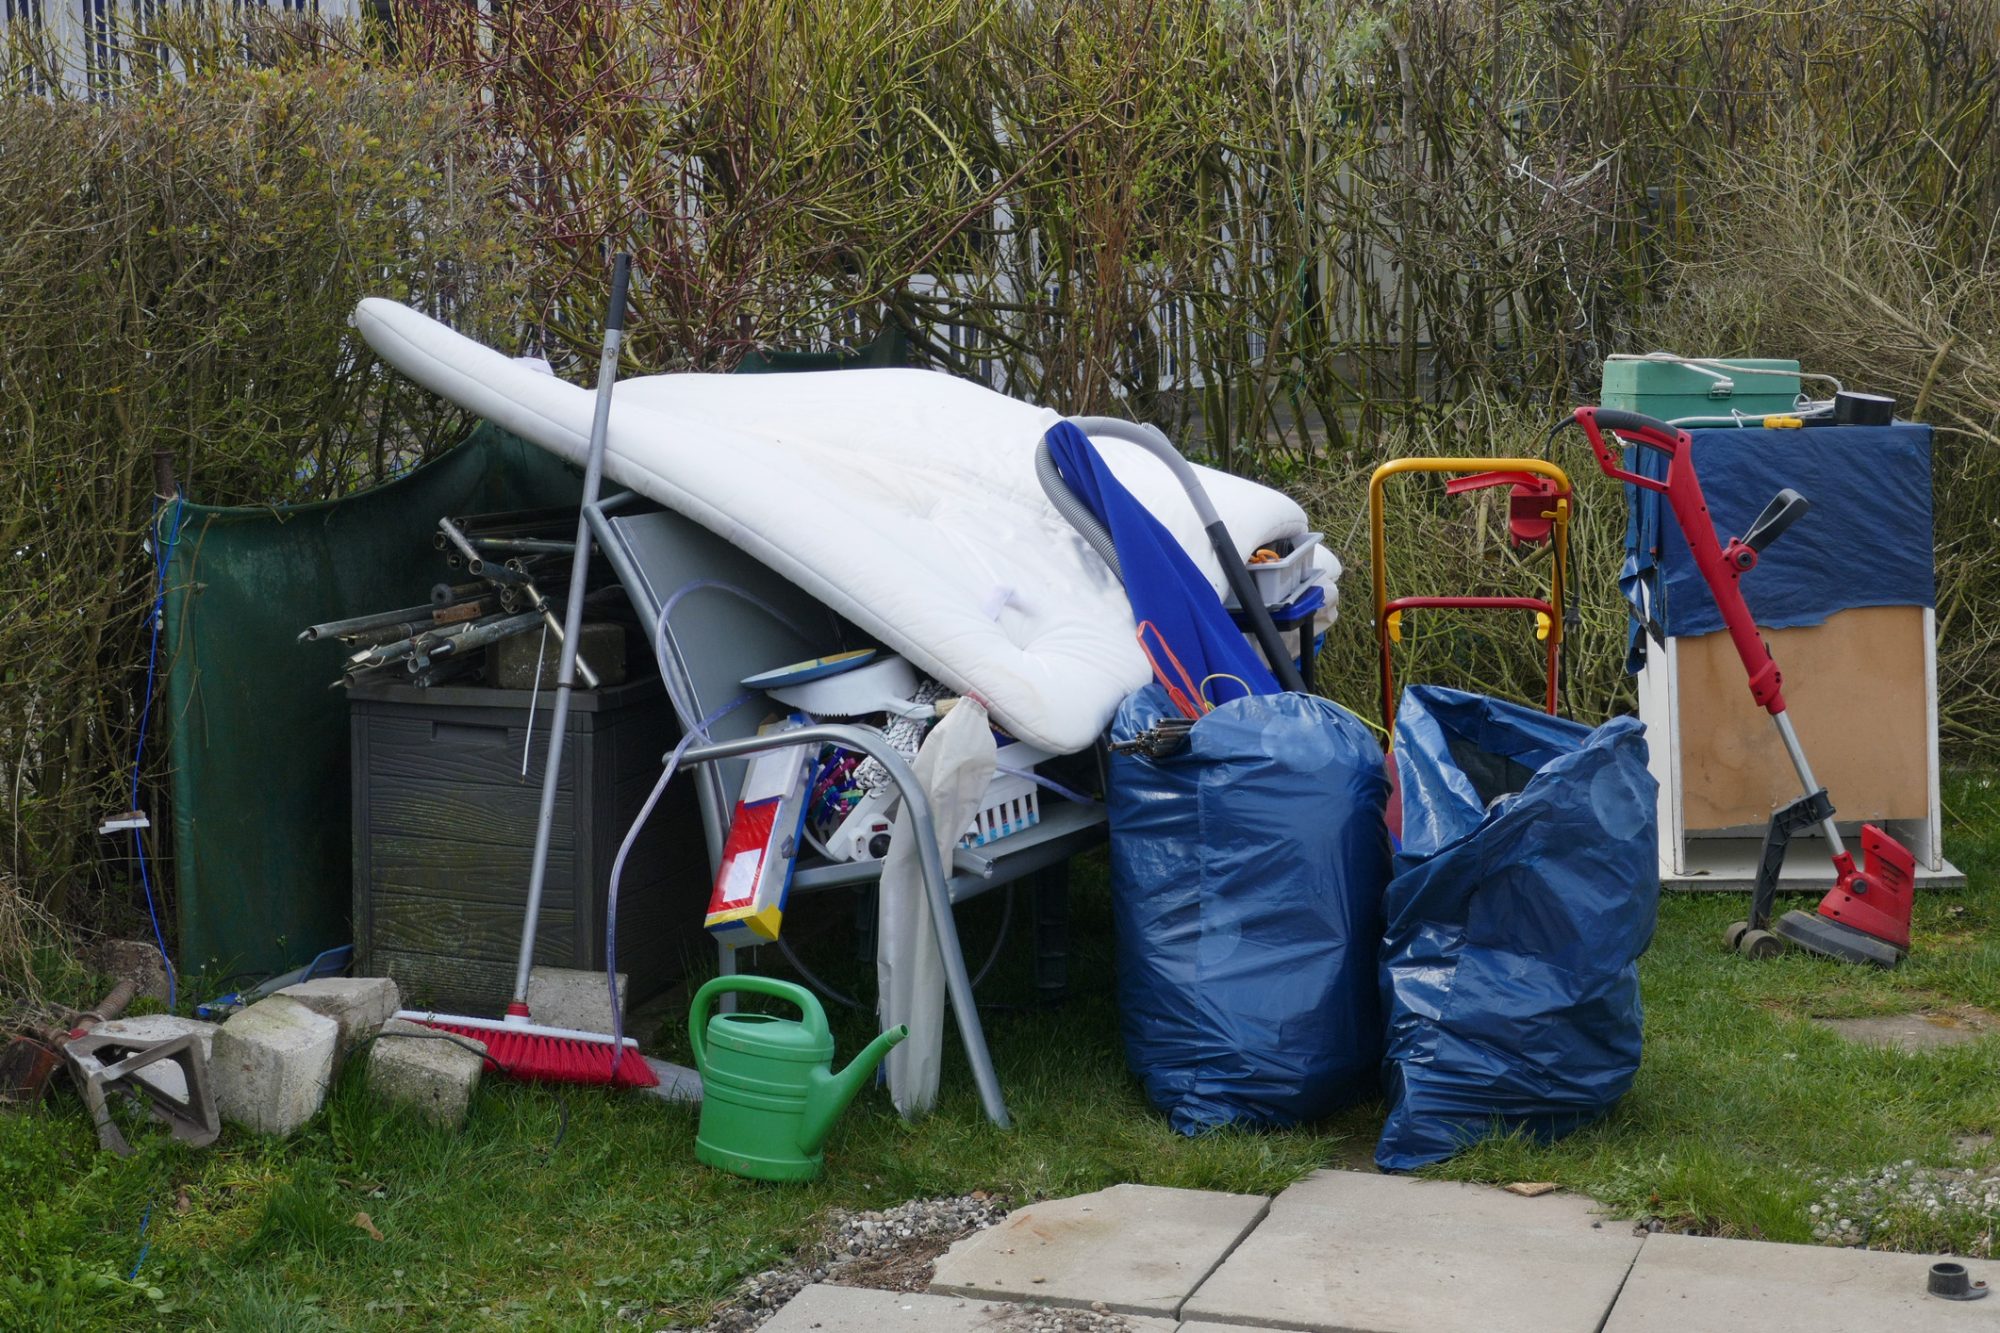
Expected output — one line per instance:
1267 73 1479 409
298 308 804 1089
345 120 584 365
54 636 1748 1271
1600 356 1801 423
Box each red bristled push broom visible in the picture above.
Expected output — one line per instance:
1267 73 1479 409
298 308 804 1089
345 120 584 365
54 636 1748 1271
397 255 657 1089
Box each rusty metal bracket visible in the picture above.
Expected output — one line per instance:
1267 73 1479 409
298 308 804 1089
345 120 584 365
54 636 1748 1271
1 979 138 1104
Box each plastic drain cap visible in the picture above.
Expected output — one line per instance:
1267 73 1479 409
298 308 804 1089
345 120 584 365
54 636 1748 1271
1928 1261 1990 1301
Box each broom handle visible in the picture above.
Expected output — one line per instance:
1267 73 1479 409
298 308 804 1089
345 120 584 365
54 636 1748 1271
508 254 631 1017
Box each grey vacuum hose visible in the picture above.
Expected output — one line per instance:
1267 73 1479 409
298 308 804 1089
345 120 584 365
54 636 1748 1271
1036 437 1122 581
1047 417 1309 695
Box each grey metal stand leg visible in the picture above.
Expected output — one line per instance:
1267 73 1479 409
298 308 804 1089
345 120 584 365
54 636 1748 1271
715 938 739 1013
678 724 1012 1128
1032 866 1070 1004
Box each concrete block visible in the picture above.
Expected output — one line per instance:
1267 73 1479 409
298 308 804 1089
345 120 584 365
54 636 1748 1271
82 938 171 1004
930 1183 1269 1318
91 1014 219 1101
211 997 339 1136
526 966 625 1036
1601 1232 2000 1333
275 976 400 1068
367 1018 485 1128
1181 1170 1640 1333
762 1284 1177 1333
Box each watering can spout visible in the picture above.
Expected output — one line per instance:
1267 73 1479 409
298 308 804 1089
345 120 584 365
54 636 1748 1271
801 1024 907 1153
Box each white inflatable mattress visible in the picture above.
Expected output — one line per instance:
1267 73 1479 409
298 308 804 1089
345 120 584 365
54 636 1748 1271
354 299 1336 754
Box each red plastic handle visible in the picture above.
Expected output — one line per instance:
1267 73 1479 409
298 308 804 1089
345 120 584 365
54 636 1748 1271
1571 405 1787 714
1572 406 1683 492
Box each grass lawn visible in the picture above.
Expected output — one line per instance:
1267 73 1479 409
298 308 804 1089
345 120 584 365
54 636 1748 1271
4 772 1997 1331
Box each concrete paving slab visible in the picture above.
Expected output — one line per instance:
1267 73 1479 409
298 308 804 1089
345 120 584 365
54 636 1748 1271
1817 1009 1998 1052
633 1056 702 1103
1181 1170 1639 1333
1601 1232 2000 1332
1178 1324 1316 1332
764 1284 1178 1332
931 1183 1270 1318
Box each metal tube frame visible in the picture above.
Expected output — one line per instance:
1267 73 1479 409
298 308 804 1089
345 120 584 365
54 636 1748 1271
673 723 1013 1129
585 492 1014 1127
1369 456 1573 735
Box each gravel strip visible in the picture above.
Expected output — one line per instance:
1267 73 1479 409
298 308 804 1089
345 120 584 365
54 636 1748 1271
662 1192 1046 1333
992 1302 1140 1331
1809 1159 2000 1248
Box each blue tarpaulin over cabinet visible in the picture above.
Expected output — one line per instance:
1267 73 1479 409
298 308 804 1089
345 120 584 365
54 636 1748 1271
1621 424 1934 669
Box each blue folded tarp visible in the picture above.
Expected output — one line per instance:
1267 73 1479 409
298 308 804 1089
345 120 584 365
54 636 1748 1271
1376 686 1658 1171
1621 424 1934 670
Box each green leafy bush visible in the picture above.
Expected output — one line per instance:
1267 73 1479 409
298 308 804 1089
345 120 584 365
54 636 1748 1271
0 38 528 913
7 1 2000 929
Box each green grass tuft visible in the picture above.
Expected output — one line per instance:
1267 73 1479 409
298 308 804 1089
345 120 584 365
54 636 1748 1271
3 771 1995 1330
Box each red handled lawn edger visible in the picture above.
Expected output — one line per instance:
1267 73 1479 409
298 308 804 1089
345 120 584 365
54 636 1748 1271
1558 406 1917 968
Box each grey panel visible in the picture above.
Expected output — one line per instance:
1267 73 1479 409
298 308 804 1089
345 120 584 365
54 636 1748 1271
603 505 848 816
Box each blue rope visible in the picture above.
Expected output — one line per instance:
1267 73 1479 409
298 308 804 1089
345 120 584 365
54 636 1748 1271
131 493 186 1009
127 1202 153 1281
122 494 180 1280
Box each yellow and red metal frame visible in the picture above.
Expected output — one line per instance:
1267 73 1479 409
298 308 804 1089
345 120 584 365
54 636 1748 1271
1369 457 1574 737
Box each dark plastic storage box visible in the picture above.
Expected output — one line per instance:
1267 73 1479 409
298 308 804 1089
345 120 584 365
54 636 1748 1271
349 675 702 1015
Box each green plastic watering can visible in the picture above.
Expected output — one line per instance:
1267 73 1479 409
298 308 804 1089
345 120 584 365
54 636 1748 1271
688 975 906 1182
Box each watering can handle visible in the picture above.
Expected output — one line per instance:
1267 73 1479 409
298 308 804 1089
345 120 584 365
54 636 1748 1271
687 975 827 1072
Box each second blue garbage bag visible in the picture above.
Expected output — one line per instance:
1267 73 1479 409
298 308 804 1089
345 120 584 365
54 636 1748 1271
1109 684 1390 1134
1377 686 1659 1172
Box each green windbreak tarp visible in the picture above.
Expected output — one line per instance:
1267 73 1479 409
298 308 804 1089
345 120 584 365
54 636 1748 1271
164 426 582 982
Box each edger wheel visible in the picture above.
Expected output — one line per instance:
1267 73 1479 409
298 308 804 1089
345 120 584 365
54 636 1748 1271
1738 929 1784 960
1723 920 1751 952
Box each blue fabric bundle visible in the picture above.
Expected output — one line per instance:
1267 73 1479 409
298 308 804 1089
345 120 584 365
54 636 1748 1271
1042 420 1277 702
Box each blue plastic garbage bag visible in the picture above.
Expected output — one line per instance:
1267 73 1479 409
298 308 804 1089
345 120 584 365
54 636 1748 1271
1376 686 1658 1172
1109 683 1390 1133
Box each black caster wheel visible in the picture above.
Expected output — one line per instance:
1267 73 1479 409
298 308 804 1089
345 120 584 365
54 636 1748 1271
1724 920 1751 952
1738 928 1784 960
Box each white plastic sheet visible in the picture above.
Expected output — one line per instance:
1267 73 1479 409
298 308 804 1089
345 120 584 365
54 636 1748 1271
876 698 996 1116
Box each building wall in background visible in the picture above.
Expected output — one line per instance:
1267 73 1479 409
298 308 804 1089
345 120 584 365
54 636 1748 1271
1 0 360 97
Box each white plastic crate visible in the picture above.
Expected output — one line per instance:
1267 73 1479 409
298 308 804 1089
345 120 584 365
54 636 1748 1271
961 770 1041 848
1224 532 1324 609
